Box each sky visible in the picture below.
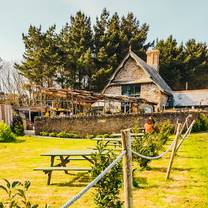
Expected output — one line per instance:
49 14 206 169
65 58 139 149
0 0 208 61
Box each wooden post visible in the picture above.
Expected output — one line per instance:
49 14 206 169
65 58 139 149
47 156 55 185
121 129 133 208
165 124 181 180
176 120 195 152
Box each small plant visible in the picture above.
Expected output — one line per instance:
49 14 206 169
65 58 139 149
133 133 163 169
91 142 122 208
0 121 16 142
48 132 57 137
154 120 174 144
57 132 68 138
39 132 49 136
132 120 173 169
10 115 25 136
0 179 38 208
192 113 208 132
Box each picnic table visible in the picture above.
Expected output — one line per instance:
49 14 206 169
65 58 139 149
34 150 106 185
93 132 144 149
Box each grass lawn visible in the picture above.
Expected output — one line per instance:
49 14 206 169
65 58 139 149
0 133 208 207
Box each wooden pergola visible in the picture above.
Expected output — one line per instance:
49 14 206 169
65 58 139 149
39 88 157 115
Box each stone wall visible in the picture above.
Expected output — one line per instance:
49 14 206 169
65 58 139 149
114 58 151 82
35 111 199 136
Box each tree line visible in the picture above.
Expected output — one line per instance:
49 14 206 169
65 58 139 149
15 9 208 92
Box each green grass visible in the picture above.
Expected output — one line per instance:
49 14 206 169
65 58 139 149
0 133 208 207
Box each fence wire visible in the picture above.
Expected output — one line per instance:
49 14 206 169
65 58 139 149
62 150 126 208
131 136 177 160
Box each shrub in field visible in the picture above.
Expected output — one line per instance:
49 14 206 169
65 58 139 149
0 179 42 208
192 113 208 132
91 142 122 208
132 120 173 169
57 132 68 138
39 132 49 136
154 120 174 144
48 132 57 137
10 115 25 136
132 133 163 169
85 134 95 139
0 121 16 142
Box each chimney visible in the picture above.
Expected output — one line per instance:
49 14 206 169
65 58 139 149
146 49 160 71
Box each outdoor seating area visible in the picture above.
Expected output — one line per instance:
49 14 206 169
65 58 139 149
34 150 106 185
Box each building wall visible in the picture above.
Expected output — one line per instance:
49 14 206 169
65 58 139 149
35 111 198 136
104 85 121 95
140 83 161 104
113 58 151 83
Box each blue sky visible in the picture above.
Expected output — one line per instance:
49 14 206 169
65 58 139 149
0 0 208 61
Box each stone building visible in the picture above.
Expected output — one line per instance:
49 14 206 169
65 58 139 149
102 49 173 112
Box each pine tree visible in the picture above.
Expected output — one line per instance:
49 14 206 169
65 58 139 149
182 39 208 89
120 13 152 60
59 11 94 89
15 25 60 87
156 35 184 90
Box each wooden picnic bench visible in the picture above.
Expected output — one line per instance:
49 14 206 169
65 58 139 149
34 150 106 185
93 132 144 149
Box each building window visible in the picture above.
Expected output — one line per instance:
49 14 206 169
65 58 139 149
121 84 141 97
121 102 131 113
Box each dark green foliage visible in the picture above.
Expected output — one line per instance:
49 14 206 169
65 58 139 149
91 142 122 208
192 113 208 132
92 9 151 91
0 121 16 142
15 25 60 88
17 9 151 91
11 115 24 136
59 11 94 89
156 36 208 90
0 179 39 208
156 36 184 90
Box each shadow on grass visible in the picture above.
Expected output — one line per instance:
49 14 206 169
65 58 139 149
52 172 91 187
133 176 148 189
150 167 194 172
0 139 25 144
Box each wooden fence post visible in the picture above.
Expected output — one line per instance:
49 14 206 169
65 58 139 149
121 129 133 208
165 124 181 180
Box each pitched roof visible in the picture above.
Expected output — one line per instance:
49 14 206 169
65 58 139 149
102 50 172 95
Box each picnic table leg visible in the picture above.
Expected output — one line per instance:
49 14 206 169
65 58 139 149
60 156 69 174
47 156 55 185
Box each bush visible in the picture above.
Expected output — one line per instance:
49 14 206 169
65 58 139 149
39 132 49 136
0 121 16 142
10 115 25 136
57 132 68 138
91 142 122 208
48 132 57 137
85 134 95 139
192 113 208 132
154 120 174 144
132 120 173 169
